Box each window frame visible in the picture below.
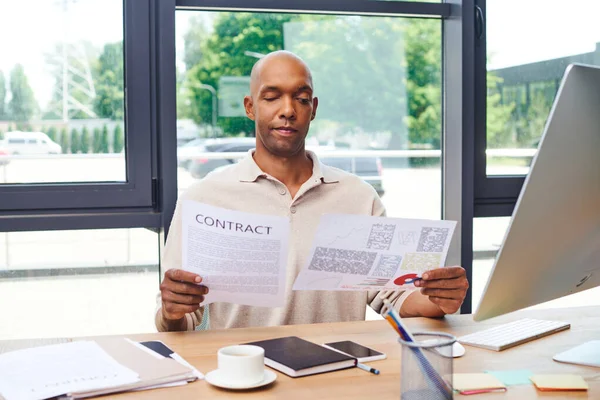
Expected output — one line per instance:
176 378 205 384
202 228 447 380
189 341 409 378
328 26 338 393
0 0 171 233
473 0 525 217
0 0 154 213
173 0 474 312
1 0 480 313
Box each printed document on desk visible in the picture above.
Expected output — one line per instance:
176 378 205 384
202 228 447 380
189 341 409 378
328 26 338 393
182 200 289 307
292 214 456 291
0 341 139 400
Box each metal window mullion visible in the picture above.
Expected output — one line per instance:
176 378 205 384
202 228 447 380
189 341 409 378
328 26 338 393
443 0 476 314
473 0 523 215
154 0 178 243
123 0 154 204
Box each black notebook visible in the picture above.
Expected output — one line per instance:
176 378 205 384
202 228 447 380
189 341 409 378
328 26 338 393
245 336 356 377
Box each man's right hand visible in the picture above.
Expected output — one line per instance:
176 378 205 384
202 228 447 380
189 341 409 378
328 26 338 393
160 269 209 326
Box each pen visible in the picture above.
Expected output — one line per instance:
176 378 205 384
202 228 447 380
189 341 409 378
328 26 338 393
405 277 422 284
356 362 379 375
382 299 452 398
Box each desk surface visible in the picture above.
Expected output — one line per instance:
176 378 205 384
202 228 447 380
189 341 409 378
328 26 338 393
6 306 600 399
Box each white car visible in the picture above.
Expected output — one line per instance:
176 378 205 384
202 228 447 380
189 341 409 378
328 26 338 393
177 138 219 170
2 131 62 155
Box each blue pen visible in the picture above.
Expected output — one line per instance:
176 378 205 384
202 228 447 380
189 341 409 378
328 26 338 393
382 299 452 399
356 362 380 375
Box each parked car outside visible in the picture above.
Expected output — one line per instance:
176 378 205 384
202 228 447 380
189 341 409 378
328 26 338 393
1 131 62 155
320 155 385 197
186 137 385 197
177 138 220 170
187 137 256 178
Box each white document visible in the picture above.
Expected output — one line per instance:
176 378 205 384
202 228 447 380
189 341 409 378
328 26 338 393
293 214 456 291
0 341 139 400
182 200 289 307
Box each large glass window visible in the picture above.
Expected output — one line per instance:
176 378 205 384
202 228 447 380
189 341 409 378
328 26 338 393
0 0 154 214
0 0 126 184
0 228 159 340
175 12 443 220
174 11 443 319
485 0 600 176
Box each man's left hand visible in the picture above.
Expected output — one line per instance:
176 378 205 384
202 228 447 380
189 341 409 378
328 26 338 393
414 266 469 314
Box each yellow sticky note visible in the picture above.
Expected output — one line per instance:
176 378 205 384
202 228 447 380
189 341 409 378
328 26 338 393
453 373 506 391
530 374 588 391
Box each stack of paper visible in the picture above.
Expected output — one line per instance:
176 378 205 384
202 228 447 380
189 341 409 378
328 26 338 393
452 373 507 394
0 341 139 400
0 338 197 400
529 374 589 391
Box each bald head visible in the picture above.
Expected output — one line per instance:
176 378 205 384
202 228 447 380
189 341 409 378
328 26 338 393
249 51 313 98
243 50 318 159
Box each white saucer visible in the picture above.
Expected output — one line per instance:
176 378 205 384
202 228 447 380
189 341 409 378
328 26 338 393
205 369 277 390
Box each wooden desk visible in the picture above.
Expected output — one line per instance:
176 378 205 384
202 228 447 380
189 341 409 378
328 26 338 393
5 306 600 399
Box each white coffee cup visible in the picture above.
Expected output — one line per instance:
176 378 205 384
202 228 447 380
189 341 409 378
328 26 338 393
217 345 265 386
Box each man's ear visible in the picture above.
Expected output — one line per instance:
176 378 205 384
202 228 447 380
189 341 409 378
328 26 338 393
244 96 255 120
311 96 319 121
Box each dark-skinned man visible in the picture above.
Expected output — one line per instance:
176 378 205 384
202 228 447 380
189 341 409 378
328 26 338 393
156 50 469 332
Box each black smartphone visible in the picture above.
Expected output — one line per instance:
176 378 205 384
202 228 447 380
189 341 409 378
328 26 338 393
140 340 175 358
323 340 387 362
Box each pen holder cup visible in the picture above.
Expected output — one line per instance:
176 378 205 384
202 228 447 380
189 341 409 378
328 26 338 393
398 332 455 400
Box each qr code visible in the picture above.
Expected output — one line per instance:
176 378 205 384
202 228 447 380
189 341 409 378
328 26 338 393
308 247 377 275
397 231 418 246
400 253 442 272
367 224 396 250
371 255 403 278
417 227 449 252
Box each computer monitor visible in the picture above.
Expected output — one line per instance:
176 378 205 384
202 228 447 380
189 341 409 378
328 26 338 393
474 63 600 322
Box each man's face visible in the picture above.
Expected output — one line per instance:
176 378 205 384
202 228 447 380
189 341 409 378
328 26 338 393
244 57 318 158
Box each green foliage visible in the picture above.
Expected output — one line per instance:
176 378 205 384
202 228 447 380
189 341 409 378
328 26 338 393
402 20 442 149
0 70 7 120
8 64 37 122
486 76 552 149
286 16 413 148
183 13 293 136
113 125 124 153
7 124 15 132
15 122 32 131
486 73 516 148
60 127 69 153
515 91 553 147
47 126 58 142
176 69 193 120
100 124 110 153
80 127 90 154
180 13 514 149
183 16 208 71
92 127 102 153
0 130 4 140
94 42 124 120
70 128 80 154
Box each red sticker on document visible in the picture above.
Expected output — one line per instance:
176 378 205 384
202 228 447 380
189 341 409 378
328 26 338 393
394 274 419 286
